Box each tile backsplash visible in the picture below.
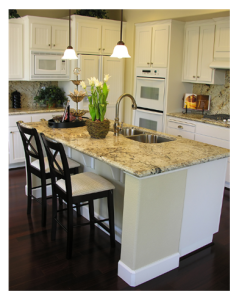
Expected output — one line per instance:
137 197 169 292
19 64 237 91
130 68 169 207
192 70 230 115
9 81 58 108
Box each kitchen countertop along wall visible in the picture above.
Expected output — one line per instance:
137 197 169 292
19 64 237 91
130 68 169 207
167 112 230 128
22 120 229 178
9 107 64 115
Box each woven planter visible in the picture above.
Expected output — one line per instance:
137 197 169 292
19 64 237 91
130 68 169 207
86 119 110 139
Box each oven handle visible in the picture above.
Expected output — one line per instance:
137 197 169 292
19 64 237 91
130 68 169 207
136 107 163 114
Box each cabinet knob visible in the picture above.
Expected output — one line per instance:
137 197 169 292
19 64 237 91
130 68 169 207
147 62 150 65
193 76 196 78
98 48 101 50
197 76 200 78
48 44 51 46
103 48 105 51
178 135 182 137
178 125 183 129
53 44 55 47
10 131 13 134
151 62 153 65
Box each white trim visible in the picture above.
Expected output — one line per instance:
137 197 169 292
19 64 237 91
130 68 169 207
118 253 179 287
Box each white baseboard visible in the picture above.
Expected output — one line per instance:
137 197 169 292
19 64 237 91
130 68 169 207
118 253 180 287
179 235 213 257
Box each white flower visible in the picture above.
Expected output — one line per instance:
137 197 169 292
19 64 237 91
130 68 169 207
80 81 86 89
104 74 111 82
95 79 100 87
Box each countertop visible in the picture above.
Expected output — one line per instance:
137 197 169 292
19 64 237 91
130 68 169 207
167 112 230 128
21 120 230 178
9 107 64 115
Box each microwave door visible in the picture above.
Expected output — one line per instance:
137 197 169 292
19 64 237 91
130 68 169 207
136 77 165 112
35 55 63 75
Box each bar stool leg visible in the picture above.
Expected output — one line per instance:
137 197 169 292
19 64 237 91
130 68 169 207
27 170 32 215
41 178 47 227
66 202 74 259
89 200 95 230
107 190 115 247
51 192 57 241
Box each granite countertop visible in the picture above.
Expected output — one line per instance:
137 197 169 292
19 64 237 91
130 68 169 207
9 107 64 115
21 120 230 178
167 112 230 128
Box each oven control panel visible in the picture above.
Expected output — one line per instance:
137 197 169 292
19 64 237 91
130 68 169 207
136 67 167 78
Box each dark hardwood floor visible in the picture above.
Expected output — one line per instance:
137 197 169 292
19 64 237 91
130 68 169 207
9 167 230 291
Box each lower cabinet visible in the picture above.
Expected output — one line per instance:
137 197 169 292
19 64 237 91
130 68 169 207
9 112 57 168
166 116 230 187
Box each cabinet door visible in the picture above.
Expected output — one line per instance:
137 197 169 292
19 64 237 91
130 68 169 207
182 26 200 82
101 24 120 55
103 56 124 120
214 20 230 58
135 25 152 67
151 24 169 67
197 24 215 83
9 127 25 164
76 22 101 54
52 25 69 50
31 23 51 49
9 23 23 79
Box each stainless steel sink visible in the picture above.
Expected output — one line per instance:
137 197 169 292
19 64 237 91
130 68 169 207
126 134 174 144
120 127 144 136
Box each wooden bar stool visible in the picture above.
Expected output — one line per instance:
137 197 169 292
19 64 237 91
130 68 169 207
40 133 116 259
17 122 81 226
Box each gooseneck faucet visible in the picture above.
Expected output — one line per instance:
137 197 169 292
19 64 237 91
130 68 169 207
114 93 137 136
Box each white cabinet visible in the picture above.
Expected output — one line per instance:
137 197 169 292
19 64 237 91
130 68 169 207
73 16 121 55
30 22 68 50
166 116 230 187
213 17 230 60
166 118 195 140
135 23 169 68
9 112 55 168
9 22 23 80
182 21 225 84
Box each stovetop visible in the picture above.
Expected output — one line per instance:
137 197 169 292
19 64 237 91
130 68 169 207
203 114 230 120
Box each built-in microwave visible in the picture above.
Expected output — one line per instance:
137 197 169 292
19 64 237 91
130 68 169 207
30 51 70 80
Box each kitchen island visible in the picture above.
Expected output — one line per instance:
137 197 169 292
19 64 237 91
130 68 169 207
22 120 229 287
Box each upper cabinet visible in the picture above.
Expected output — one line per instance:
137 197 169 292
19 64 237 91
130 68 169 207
182 20 225 84
135 23 169 68
213 17 230 59
30 23 69 50
72 15 122 55
9 21 23 80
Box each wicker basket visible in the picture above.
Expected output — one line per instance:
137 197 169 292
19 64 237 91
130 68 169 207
86 119 110 139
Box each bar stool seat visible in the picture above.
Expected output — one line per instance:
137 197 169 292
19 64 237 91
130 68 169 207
40 133 116 259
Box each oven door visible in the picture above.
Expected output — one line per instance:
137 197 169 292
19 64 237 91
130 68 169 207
135 77 165 112
133 109 164 132
34 55 66 75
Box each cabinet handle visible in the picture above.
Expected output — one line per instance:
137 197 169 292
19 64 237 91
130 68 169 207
178 125 183 129
193 76 196 78
10 131 13 134
98 48 101 50
53 44 55 47
151 62 153 65
147 62 150 65
197 76 200 78
48 44 51 46
178 135 182 137
102 48 105 51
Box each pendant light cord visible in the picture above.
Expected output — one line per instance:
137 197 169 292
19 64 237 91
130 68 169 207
120 10 123 42
69 9 71 47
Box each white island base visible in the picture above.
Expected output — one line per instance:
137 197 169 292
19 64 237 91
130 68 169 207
28 149 227 287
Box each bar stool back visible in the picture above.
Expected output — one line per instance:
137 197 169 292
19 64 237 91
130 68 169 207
17 122 80 226
40 133 116 259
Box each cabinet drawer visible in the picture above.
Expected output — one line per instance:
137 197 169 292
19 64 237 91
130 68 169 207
195 134 230 149
9 114 31 127
196 122 230 141
31 112 54 122
167 127 195 140
167 119 196 133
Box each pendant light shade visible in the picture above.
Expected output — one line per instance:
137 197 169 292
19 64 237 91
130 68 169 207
62 10 78 60
111 10 130 59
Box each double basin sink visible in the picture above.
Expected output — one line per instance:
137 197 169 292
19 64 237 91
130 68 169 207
120 127 174 144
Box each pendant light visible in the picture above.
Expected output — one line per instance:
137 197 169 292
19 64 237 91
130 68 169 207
111 10 130 59
62 10 78 60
